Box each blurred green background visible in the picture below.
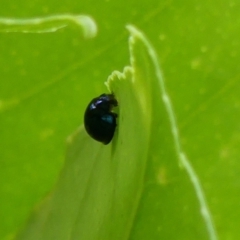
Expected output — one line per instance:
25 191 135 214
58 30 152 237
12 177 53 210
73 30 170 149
0 0 240 239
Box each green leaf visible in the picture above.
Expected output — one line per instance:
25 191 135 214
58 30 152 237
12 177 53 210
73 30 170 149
16 24 153 240
126 26 217 240
16 26 217 240
0 13 99 240
1 1 240 240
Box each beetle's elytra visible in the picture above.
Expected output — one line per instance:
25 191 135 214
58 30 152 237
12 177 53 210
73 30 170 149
84 94 118 144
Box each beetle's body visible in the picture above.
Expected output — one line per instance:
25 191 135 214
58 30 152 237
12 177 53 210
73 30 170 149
84 94 118 144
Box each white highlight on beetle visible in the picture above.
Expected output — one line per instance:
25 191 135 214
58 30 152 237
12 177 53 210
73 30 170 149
126 25 218 240
0 14 97 38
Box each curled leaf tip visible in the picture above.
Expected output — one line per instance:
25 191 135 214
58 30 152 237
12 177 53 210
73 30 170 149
126 25 142 39
72 15 97 38
0 14 98 38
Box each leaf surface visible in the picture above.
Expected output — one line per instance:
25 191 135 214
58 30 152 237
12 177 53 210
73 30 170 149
1 1 240 239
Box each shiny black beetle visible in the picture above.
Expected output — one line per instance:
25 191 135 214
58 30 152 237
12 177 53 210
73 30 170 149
84 94 118 144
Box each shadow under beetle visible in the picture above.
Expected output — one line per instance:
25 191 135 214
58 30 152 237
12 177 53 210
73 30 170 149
84 94 118 144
